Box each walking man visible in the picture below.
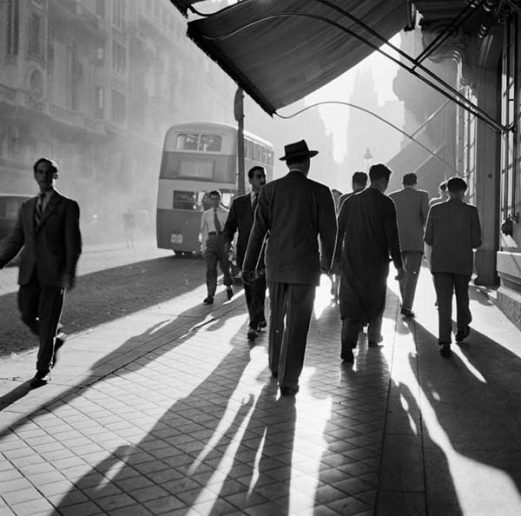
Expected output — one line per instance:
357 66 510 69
0 158 82 387
223 166 267 341
200 190 233 305
424 176 481 358
429 180 449 208
389 172 430 317
335 163 404 362
242 140 337 396
338 171 368 209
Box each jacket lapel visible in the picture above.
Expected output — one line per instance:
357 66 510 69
36 193 61 231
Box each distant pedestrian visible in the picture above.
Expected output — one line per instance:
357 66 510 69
389 173 429 317
223 166 267 341
334 164 404 362
424 176 481 358
429 180 449 208
0 158 82 387
242 140 337 396
123 207 135 248
200 190 233 305
338 171 368 210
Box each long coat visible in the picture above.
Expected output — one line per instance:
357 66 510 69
0 191 82 287
335 187 402 321
243 170 337 286
223 193 256 269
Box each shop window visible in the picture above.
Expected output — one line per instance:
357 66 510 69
28 12 42 57
6 0 19 56
111 90 126 124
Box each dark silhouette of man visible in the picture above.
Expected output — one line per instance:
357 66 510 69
223 166 267 341
242 140 337 396
424 176 481 358
335 163 404 362
0 158 82 387
338 171 368 210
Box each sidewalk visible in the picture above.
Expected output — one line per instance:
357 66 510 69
1 267 521 515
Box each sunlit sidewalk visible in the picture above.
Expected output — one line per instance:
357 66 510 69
1 267 521 515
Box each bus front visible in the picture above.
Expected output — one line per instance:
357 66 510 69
156 125 236 255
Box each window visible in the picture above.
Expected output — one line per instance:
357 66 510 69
113 0 125 29
95 0 105 17
177 133 199 150
178 160 214 179
28 12 42 57
173 191 200 210
112 41 126 73
199 135 222 152
6 0 19 56
111 90 126 123
94 86 104 119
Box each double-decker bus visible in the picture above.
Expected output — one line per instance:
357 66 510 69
156 122 274 255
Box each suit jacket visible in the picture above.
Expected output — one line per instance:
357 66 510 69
223 192 256 269
389 187 429 252
0 191 82 287
243 170 337 286
424 198 481 275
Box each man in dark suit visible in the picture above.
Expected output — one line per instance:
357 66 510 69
424 176 481 358
0 158 82 387
338 171 368 210
242 140 337 396
223 166 267 341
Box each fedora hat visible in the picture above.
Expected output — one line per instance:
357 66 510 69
279 139 319 161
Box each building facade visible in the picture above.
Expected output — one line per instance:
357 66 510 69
0 0 235 242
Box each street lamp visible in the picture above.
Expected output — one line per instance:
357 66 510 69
363 148 373 172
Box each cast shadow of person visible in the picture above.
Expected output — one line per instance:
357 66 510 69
409 321 521 514
55 327 280 514
0 287 248 433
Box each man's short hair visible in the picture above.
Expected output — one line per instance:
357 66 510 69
33 157 58 174
208 189 221 199
352 171 368 186
369 163 392 182
286 156 307 167
439 181 447 192
447 176 467 193
248 165 265 179
402 173 417 186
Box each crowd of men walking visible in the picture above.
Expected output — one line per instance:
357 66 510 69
0 143 482 396
198 139 482 395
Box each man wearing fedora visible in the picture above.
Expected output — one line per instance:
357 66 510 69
242 140 337 396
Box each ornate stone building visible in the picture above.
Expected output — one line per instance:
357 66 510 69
0 0 235 241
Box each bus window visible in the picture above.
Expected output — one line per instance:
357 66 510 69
177 133 199 150
173 191 199 210
200 134 222 152
179 159 214 180
261 148 267 163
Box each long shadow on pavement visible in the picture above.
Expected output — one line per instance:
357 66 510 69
411 320 521 514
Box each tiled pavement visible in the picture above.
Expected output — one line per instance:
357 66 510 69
1 267 521 515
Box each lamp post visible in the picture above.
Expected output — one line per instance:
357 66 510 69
363 148 373 172
234 87 245 196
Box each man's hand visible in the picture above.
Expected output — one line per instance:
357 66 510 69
394 267 405 281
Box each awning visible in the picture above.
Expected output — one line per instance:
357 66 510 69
179 0 408 115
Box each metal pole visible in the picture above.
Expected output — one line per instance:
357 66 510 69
234 87 246 195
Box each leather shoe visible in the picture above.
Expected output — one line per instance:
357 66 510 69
400 307 415 318
203 296 214 305
271 370 278 378
455 326 470 342
280 386 299 396
257 319 267 329
439 342 452 358
341 348 354 362
31 373 51 388
226 287 233 300
368 340 380 348
247 328 258 341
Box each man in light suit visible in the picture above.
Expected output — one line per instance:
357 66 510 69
242 140 337 396
424 176 481 358
0 158 82 387
389 172 430 317
223 166 267 341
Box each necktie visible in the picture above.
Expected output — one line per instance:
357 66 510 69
214 208 222 232
251 193 257 212
35 194 44 228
